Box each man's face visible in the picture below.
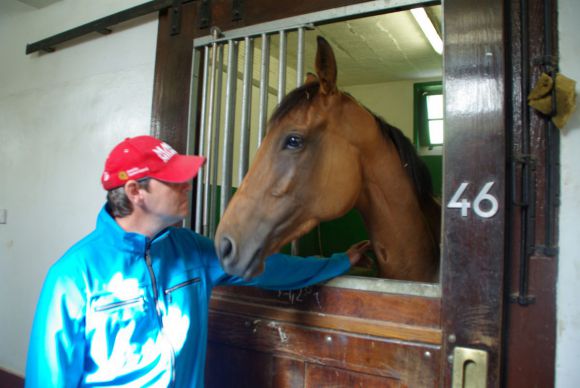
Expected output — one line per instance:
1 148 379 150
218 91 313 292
141 179 192 227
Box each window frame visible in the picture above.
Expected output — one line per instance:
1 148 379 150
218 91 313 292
414 80 444 155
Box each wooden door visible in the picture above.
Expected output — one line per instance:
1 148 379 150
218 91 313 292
151 0 557 386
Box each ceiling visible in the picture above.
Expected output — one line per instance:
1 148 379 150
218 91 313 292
224 5 443 90
12 1 442 87
312 5 443 86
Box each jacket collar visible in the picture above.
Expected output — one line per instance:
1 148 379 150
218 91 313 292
96 205 171 254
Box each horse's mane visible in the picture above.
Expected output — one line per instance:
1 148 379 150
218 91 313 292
270 82 436 206
372 115 436 205
269 82 321 124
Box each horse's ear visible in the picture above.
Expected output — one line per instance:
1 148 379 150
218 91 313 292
305 72 318 84
315 36 337 95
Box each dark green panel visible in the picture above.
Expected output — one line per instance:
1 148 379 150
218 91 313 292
421 154 443 198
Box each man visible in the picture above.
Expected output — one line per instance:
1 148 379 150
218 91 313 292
25 135 370 387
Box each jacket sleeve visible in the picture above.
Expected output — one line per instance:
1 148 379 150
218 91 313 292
242 252 351 290
25 261 86 388
189 231 350 289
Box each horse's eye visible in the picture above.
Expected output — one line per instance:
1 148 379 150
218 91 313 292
283 134 304 150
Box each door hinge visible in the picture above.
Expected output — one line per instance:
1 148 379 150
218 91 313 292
200 0 211 29
232 0 243 21
170 0 182 36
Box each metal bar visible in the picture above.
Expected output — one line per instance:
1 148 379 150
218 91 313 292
542 0 559 255
238 37 254 185
26 0 195 54
185 46 200 230
209 44 224 238
518 0 533 305
289 28 305 257
543 126 559 255
296 27 305 86
195 46 210 233
258 34 270 145
220 40 239 216
277 30 287 103
514 0 536 306
193 0 427 47
202 42 218 236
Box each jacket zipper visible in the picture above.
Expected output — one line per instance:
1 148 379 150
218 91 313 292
145 247 176 386
164 278 201 304
164 278 201 295
94 296 143 312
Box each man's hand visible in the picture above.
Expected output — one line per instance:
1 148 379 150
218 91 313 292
346 240 372 266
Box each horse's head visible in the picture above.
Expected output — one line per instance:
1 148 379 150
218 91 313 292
215 37 374 279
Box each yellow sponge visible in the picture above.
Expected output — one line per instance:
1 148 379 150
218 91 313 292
528 72 576 129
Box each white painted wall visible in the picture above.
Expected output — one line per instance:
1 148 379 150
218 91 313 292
556 0 580 386
0 0 157 376
343 79 441 140
344 80 417 139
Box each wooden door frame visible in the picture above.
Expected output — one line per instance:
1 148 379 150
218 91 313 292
441 0 506 385
150 0 558 385
503 0 559 386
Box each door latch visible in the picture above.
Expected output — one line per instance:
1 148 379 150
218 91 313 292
452 347 488 388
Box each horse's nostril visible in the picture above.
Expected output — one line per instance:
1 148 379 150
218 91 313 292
219 236 235 262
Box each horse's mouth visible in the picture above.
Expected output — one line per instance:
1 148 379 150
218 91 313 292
232 228 308 280
241 258 265 280
227 257 264 280
220 244 266 280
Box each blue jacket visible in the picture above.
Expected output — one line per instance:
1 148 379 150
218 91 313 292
25 206 350 387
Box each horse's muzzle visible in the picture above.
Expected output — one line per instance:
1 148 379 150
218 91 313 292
216 235 263 280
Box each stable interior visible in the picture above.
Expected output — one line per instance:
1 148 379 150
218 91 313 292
191 4 443 295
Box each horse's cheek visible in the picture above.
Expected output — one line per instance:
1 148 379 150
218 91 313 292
314 146 360 218
333 143 361 192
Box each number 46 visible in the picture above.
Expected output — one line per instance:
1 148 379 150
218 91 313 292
447 181 499 218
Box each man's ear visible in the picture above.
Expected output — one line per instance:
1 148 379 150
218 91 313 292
123 180 143 205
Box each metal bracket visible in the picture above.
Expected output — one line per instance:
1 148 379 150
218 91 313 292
232 0 243 21
510 151 539 307
532 55 559 73
170 0 182 36
511 154 536 207
199 0 211 29
96 28 112 35
536 244 559 256
509 292 536 306
513 154 536 169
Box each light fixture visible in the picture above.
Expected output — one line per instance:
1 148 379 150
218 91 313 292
411 7 443 55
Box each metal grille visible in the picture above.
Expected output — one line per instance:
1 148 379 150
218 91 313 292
192 26 308 237
188 0 422 238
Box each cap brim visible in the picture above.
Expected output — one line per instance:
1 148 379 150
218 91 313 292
152 155 206 183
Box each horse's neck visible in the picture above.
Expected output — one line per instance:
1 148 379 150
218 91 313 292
355 145 438 282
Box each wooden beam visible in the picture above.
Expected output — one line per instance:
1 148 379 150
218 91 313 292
25 0 194 54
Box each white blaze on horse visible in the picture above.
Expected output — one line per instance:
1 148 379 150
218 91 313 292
215 36 441 282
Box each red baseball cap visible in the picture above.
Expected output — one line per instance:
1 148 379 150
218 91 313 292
101 135 206 190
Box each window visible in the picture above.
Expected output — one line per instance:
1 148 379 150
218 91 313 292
414 81 444 153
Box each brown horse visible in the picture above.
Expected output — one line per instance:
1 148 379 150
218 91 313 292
214 36 441 282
